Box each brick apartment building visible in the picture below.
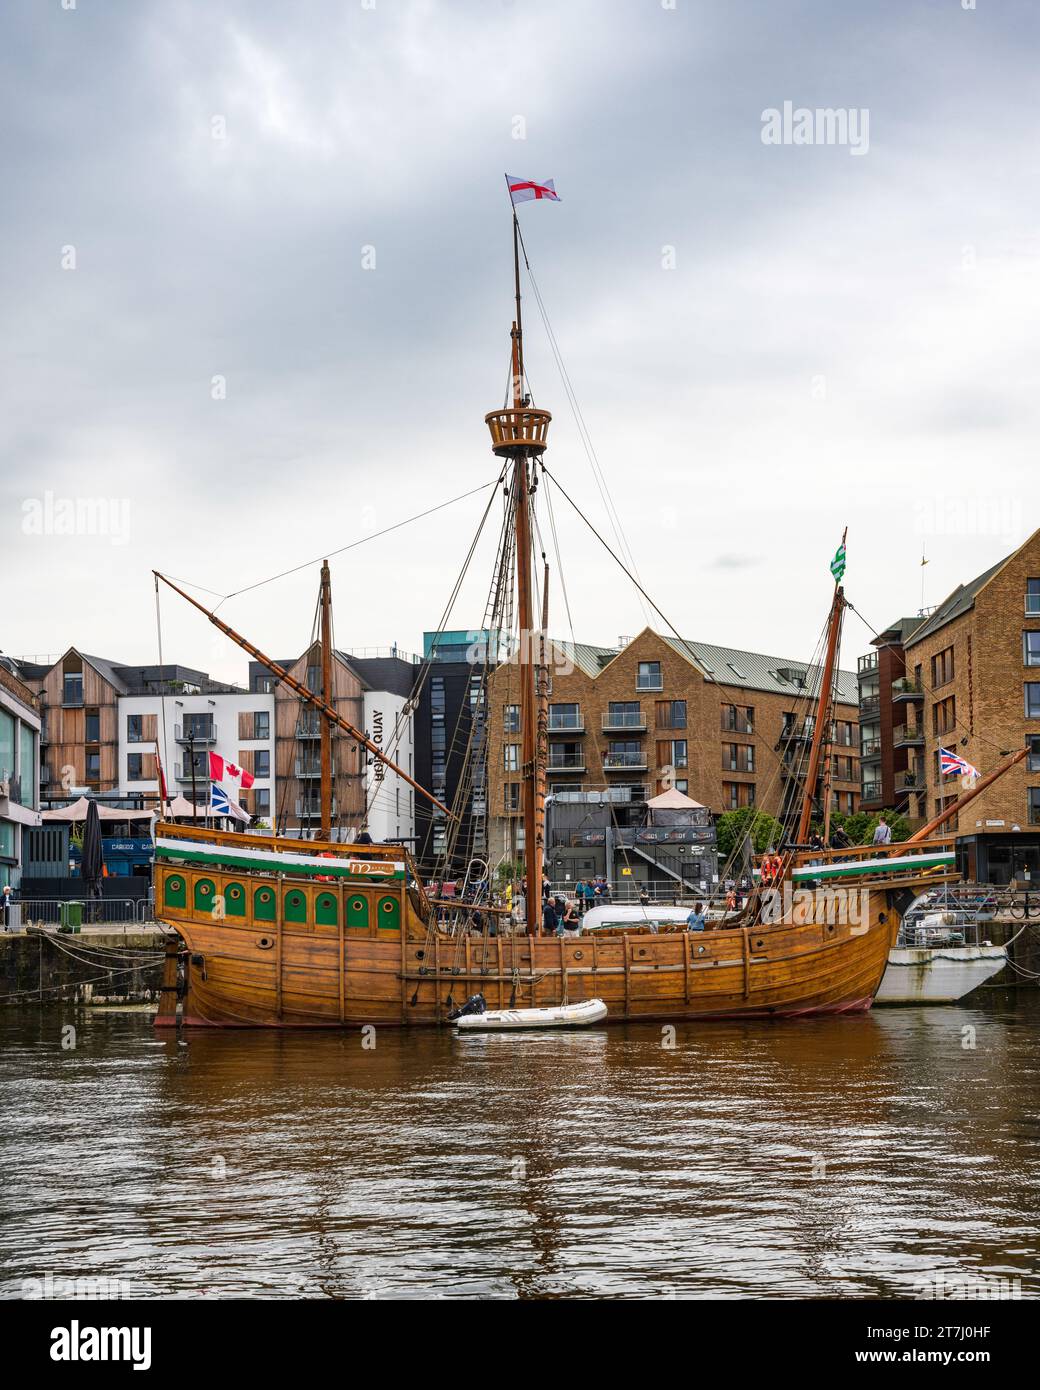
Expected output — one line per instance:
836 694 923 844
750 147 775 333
487 628 860 865
866 529 1040 884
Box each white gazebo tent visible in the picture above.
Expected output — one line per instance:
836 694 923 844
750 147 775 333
644 788 708 826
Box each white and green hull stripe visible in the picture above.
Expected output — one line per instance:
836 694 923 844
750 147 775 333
155 836 406 881
767 850 954 883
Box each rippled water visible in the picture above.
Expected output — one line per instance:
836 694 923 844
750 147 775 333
1 1000 1038 1299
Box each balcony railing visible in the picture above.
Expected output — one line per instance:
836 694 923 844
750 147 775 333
894 724 924 747
295 719 321 740
175 723 217 745
892 679 925 701
782 722 816 742
175 764 211 783
604 752 649 770
295 799 336 818
602 711 646 731
295 759 335 778
635 677 663 692
860 739 882 760
859 696 881 719
860 782 883 802
901 768 925 790
546 753 586 771
547 715 584 733
858 652 879 674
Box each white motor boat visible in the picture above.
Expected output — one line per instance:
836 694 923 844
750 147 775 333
874 895 1008 1005
454 998 608 1031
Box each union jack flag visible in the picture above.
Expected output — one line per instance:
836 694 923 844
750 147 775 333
939 747 980 779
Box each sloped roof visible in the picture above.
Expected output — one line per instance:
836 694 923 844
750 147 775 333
646 787 706 810
78 652 131 693
548 633 856 703
904 555 1011 648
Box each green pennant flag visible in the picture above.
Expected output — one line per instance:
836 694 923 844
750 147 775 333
830 542 846 582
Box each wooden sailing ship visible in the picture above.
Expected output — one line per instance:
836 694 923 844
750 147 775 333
151 196 1024 1029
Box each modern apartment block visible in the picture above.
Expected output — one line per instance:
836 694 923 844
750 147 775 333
0 658 42 888
487 628 860 865
856 616 924 815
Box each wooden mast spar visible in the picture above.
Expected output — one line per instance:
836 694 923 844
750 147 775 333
485 209 552 933
319 560 333 840
796 527 847 848
152 570 454 822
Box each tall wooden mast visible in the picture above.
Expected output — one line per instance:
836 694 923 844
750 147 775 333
796 529 847 846
319 560 333 840
486 210 552 930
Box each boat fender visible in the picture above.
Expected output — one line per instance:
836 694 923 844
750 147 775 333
447 992 487 1021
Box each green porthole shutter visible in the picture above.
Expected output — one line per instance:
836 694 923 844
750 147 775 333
346 895 369 929
254 886 276 922
284 890 308 925
315 892 338 927
164 874 186 909
224 882 246 917
193 877 216 913
377 894 401 931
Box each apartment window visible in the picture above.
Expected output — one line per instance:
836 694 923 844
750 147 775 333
722 743 754 773
254 710 271 740
656 699 687 729
607 701 642 728
255 675 275 694
1026 684 1040 720
1023 633 1040 667
834 721 855 747
63 673 83 706
183 713 213 739
504 744 520 771
637 661 662 691
1029 737 1040 773
430 678 445 717
1027 579 1040 615
675 780 688 795
255 788 271 817
931 646 955 688
254 750 271 778
85 751 101 780
127 714 143 743
661 739 688 769
548 703 582 730
723 781 755 810
504 704 520 733
85 709 100 743
306 665 321 694
127 753 143 780
722 703 753 734
504 783 520 813
933 696 956 736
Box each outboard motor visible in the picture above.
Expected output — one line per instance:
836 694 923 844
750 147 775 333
447 992 487 1021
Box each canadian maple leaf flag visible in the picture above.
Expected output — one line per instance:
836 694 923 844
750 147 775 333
209 751 255 789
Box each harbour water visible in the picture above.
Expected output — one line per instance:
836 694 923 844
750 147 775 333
1 999 1037 1300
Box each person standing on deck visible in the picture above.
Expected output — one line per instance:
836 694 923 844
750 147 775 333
686 902 707 932
542 895 559 936
872 816 892 846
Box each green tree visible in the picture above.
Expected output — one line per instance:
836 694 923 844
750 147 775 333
715 807 785 861
826 809 910 846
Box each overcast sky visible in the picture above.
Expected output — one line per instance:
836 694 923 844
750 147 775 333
2 0 1037 684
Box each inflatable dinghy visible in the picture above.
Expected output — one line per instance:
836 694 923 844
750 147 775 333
454 997 608 1031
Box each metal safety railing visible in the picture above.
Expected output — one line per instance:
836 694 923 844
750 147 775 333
3 896 158 933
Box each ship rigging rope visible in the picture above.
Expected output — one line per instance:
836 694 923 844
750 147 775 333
157 479 500 613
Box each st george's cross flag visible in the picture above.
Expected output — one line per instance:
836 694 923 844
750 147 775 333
506 174 561 205
208 751 255 789
939 747 980 780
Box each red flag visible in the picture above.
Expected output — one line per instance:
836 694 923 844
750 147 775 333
154 741 169 807
209 751 255 789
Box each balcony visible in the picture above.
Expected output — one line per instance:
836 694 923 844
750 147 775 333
892 679 925 702
175 764 211 783
859 696 881 720
858 652 879 675
900 767 925 791
175 723 217 745
602 711 646 731
782 722 815 743
295 799 336 818
860 739 882 761
603 752 649 771
295 759 335 778
547 754 586 773
295 718 321 740
635 678 663 692
894 724 924 749
860 782 883 804
547 715 585 733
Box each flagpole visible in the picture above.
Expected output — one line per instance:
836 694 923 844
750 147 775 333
512 210 525 403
